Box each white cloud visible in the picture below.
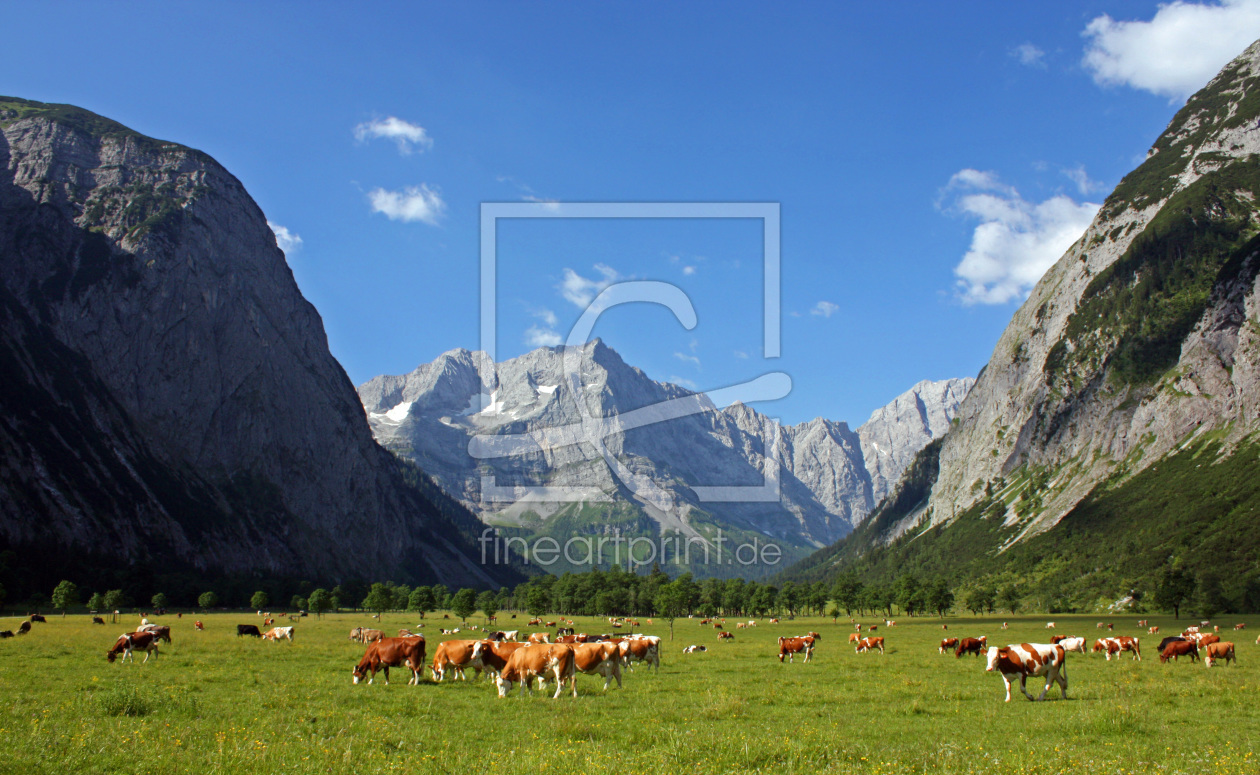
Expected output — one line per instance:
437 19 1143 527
682 265 697 275
367 185 446 225
811 301 839 318
532 308 559 328
1082 0 1260 100
734 350 749 359
559 264 621 308
354 117 433 154
945 170 1100 305
267 220 302 254
1013 43 1046 67
525 325 563 348
674 351 701 368
1062 165 1105 195
668 375 699 390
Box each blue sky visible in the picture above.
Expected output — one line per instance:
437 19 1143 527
6 2 1260 425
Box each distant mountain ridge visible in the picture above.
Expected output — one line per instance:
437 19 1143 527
0 96 522 596
359 341 971 577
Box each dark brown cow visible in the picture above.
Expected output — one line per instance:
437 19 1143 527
106 631 159 663
1160 640 1199 663
1205 641 1236 667
955 637 986 657
16 621 30 636
237 624 261 637
855 636 884 654
939 637 959 654
352 636 427 685
139 625 172 643
92 617 105 625
779 636 815 663
29 615 45 623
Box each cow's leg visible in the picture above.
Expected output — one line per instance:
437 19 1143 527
1002 674 1013 702
1020 674 1036 701
382 666 390 685
1035 673 1052 701
1055 667 1068 698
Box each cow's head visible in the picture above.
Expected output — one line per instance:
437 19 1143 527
471 641 486 662
351 664 368 684
984 646 1002 672
494 671 513 698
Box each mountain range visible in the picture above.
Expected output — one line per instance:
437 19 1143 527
0 96 522 601
781 40 1260 611
359 342 970 577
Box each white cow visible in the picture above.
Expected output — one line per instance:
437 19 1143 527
986 643 1068 702
1056 636 1087 654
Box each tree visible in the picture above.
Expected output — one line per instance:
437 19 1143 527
307 588 332 619
151 592 168 610
999 584 1021 614
893 574 922 616
410 586 436 617
51 580 78 615
361 583 394 616
87 592 106 612
451 588 477 623
1196 573 1228 620
198 591 219 611
926 579 954 618
1153 566 1195 619
291 595 308 611
964 587 995 616
103 589 127 612
833 572 863 617
655 580 688 641
476 590 498 623
250 590 270 611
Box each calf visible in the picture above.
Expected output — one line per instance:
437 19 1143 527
352 636 427 685
236 624 261 638
985 643 1068 702
1204 641 1236 668
940 637 959 654
1159 640 1199 663
195 621 204 631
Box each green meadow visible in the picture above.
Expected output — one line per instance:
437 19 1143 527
0 611 1255 774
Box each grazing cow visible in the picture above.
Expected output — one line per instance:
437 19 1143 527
985 643 1068 703
1157 636 1187 652
545 621 557 627
868 625 878 632
106 631 160 663
1096 622 1106 629
352 636 427 685
769 618 779 624
92 617 105 625
855 636 884 654
495 644 576 699
527 632 551 644
849 633 861 644
0 631 12 638
940 637 959 654
567 642 623 691
886 620 896 627
746 620 754 627
470 640 527 680
1045 622 1056 629
358 629 385 643
620 636 661 671
1148 626 1159 635
1160 640 1199 663
431 639 484 682
1235 623 1246 630
955 637 986 658
941 624 948 631
16 621 30 635
527 618 542 625
1095 636 1141 661
1137 620 1148 628
1204 641 1236 668
194 621 204 631
1197 634 1221 650
1184 626 1201 635
779 636 815 662
1050 635 1068 644
713 623 723 630
718 632 734 640
1001 622 1008 630
262 626 294 641
236 624 261 638
398 629 416 638
1057 637 1087 654
683 645 707 653
1201 621 1211 628
501 630 519 642
139 625 172 643
29 615 45 623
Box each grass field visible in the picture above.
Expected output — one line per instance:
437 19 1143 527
0 611 1256 774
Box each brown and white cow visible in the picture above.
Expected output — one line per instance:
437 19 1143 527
495 644 576 699
567 642 623 691
717 631 734 640
620 636 661 671
985 643 1068 702
940 637 959 654
106 631 160 664
138 624 172 643
1204 641 1236 667
262 626 294 641
352 636 427 685
430 639 484 682
1160 640 1199 663
1148 626 1159 635
780 636 815 662
849 633 861 644
955 637 986 658
527 632 551 645
470 639 527 680
1234 623 1246 630
855 636 884 655
1056 637 1087 654
1096 636 1141 661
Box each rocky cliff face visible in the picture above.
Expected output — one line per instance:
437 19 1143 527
815 40 1260 567
0 97 518 591
360 340 970 574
